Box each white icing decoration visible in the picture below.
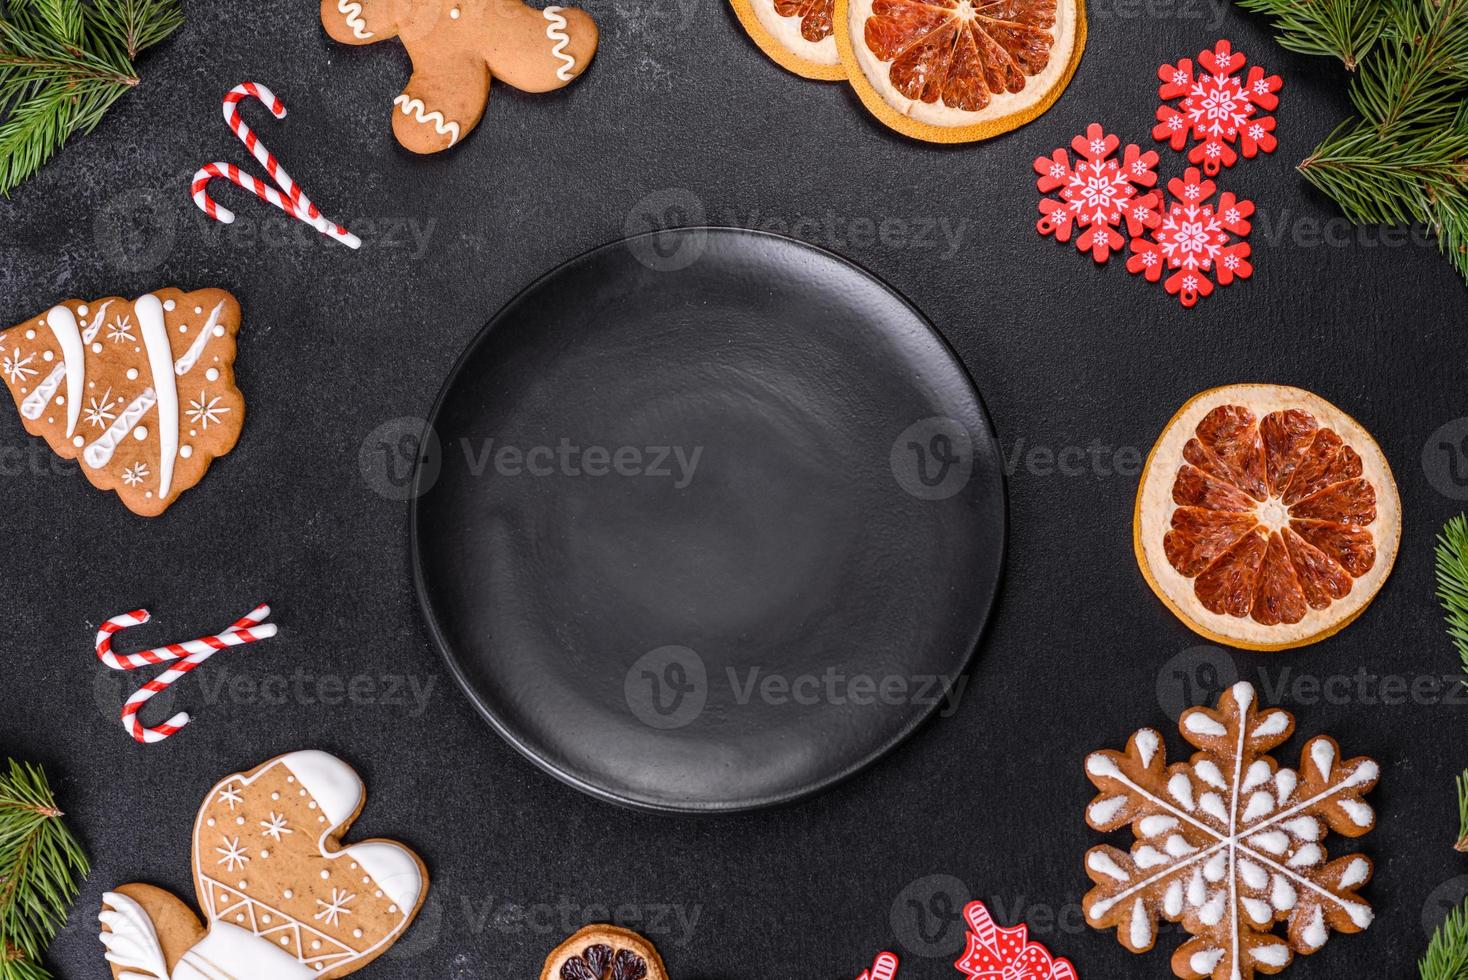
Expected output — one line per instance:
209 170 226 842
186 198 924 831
206 368 220 382
1183 713 1227 737
1086 754 1121 780
176 301 226 376
1163 880 1184 917
1253 711 1290 737
1345 901 1374 928
543 6 578 81
1233 681 1255 709
135 294 178 498
1242 790 1274 822
1190 949 1224 973
1252 943 1290 966
342 842 422 912
1339 799 1374 826
1340 857 1370 888
1088 851 1130 882
43 305 84 436
1129 899 1151 949
337 0 374 38
84 389 156 469
1238 857 1267 889
1271 875 1296 911
1243 897 1272 924
20 364 66 420
164 299 176 311
1199 890 1226 926
1249 830 1290 855
1164 835 1197 857
1167 773 1194 811
1288 843 1324 867
1195 760 1226 788
180 445 194 459
1242 759 1272 792
1134 729 1160 768
1204 851 1227 882
1350 761 1380 786
1139 815 1178 837
1089 796 1127 824
1275 769 1297 805
1311 740 1336 781
281 750 363 825
1283 816 1321 840
1301 908 1327 949
172 921 314 980
393 95 460 146
1134 846 1168 868
99 891 170 980
1199 792 1228 823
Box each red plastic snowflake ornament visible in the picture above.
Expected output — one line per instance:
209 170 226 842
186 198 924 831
1155 39 1282 176
1127 167 1254 308
1036 123 1161 263
856 951 900 980
955 901 1078 980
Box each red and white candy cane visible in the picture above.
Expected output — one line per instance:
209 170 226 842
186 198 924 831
96 605 278 744
191 82 360 249
857 953 899 980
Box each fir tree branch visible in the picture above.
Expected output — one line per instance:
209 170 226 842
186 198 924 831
1423 897 1468 980
1435 516 1468 678
0 760 87 980
1235 0 1387 69
0 0 183 196
1457 769 1468 852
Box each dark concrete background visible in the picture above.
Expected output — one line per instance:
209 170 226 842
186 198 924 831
1 0 1465 976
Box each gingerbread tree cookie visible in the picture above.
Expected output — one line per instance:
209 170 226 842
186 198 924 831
1082 682 1377 980
99 751 428 980
0 289 246 517
321 0 599 154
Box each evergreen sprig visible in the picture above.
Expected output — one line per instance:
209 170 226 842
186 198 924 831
0 0 184 196
1423 897 1468 980
1235 0 1388 68
1457 769 1468 852
0 760 88 980
1240 0 1468 284
1436 515 1468 680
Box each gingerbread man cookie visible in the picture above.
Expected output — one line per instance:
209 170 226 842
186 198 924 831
99 751 428 980
321 0 599 153
0 288 246 517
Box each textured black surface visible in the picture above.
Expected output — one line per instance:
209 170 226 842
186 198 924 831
0 0 1464 977
412 229 1005 812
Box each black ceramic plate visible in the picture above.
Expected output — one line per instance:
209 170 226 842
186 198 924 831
411 228 1006 812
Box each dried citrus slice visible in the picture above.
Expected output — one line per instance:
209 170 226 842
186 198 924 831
1135 384 1400 651
542 925 669 980
730 0 847 80
835 0 1086 142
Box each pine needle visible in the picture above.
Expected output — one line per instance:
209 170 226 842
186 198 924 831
1436 516 1468 680
1457 769 1468 852
0 760 88 980
1235 0 1388 68
1423 897 1468 980
0 0 184 196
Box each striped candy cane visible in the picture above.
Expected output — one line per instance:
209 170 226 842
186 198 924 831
96 605 278 743
191 82 361 249
857 953 900 980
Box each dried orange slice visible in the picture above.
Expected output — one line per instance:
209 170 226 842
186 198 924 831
1135 384 1400 651
836 0 1086 142
731 0 847 80
542 925 669 980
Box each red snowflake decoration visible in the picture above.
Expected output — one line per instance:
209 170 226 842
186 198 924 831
955 901 1078 980
856 951 900 980
1035 123 1161 263
1155 39 1282 176
1126 167 1254 308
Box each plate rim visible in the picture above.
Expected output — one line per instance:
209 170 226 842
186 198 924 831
409 226 1010 814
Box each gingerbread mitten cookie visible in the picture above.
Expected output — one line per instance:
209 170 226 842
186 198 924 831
321 0 598 153
99 751 428 980
0 288 246 516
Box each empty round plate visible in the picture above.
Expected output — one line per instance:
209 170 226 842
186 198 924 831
411 228 1006 812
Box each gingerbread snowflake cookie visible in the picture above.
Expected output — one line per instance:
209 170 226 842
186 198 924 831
99 751 428 980
0 289 245 517
1082 682 1377 980
321 0 599 154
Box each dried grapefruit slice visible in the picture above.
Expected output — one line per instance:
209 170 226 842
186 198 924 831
836 0 1086 142
542 925 669 980
1135 384 1400 651
731 0 847 80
